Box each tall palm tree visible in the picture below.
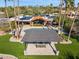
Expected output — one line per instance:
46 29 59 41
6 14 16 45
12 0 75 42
64 0 74 12
67 13 76 41
13 0 18 29
13 0 20 39
78 2 79 10
4 0 12 31
63 0 75 41
17 0 20 29
8 0 20 39
8 0 17 30
7 0 19 39
61 0 65 31
58 0 63 34
68 2 79 41
17 0 21 39
17 0 20 15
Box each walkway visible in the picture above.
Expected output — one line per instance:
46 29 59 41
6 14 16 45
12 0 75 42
0 54 18 59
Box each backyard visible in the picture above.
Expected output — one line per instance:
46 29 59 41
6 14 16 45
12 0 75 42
0 34 79 59
0 0 79 59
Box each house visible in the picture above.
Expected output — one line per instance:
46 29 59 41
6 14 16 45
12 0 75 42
0 11 5 18
14 15 54 26
66 11 75 19
0 18 9 26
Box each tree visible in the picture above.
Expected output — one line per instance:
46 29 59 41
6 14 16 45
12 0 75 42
64 0 74 10
4 0 12 31
63 0 75 41
58 0 64 34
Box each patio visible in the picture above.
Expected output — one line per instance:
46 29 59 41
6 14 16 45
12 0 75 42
24 44 57 55
22 28 60 55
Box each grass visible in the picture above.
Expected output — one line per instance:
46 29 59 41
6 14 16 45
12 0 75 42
0 34 25 59
0 34 79 59
56 35 79 59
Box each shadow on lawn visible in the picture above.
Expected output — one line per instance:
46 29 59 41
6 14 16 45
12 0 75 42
58 51 75 59
58 51 74 59
71 35 79 42
76 53 79 59
64 52 74 59
59 51 79 59
64 34 79 42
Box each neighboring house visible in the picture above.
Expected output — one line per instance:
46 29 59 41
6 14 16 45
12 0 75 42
0 11 4 14
0 18 9 27
12 15 54 26
61 9 66 14
0 18 9 21
66 11 75 19
61 10 76 19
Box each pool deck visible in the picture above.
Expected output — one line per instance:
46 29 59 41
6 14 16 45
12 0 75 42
24 43 59 55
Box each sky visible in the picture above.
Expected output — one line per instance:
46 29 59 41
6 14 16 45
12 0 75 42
0 0 79 7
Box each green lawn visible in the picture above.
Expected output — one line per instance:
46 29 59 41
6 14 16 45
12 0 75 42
0 34 25 59
0 34 79 59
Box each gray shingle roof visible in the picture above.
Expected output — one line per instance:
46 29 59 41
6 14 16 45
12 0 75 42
22 28 60 43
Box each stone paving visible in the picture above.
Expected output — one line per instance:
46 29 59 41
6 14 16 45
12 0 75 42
0 54 18 59
24 44 56 55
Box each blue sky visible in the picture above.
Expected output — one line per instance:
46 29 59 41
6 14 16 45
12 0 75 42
0 0 79 7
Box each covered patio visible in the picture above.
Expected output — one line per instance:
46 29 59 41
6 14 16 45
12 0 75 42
22 28 60 55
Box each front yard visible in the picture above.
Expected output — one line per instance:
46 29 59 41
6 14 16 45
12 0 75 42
0 34 79 59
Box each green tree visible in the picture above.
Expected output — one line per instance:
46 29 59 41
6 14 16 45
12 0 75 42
64 0 74 10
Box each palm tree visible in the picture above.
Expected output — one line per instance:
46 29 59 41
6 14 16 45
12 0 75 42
58 0 64 34
17 0 20 15
7 0 19 39
63 0 75 41
8 0 20 39
68 2 79 41
17 0 20 30
13 0 21 39
64 0 74 12
8 0 17 30
4 0 12 31
13 0 20 39
17 0 21 39
78 2 79 10
67 13 76 41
